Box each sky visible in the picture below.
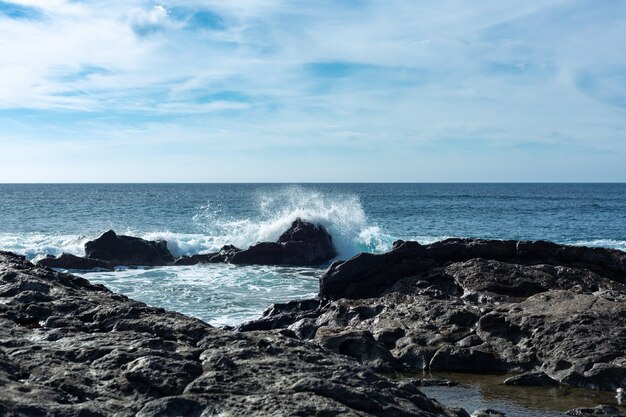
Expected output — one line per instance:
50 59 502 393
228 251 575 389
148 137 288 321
0 0 625 182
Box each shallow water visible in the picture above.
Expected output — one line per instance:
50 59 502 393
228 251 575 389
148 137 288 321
79 264 320 327
411 372 626 416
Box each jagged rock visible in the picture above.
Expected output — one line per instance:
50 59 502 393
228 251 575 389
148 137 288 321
243 240 626 391
37 253 114 270
85 230 174 266
319 238 626 299
503 371 560 386
0 250 466 417
174 245 241 266
230 218 337 266
231 241 284 265
314 328 403 372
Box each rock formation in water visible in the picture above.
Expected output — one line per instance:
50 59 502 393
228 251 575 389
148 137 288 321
0 250 466 417
38 253 114 271
174 244 241 265
84 230 175 266
177 218 337 267
40 219 337 270
241 238 626 391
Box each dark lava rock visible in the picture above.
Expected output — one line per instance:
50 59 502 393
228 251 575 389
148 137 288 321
174 245 241 266
37 253 114 270
242 240 626 391
566 405 626 416
0 250 466 417
230 218 337 266
231 241 284 265
319 238 626 300
503 371 560 386
411 378 460 387
85 230 174 266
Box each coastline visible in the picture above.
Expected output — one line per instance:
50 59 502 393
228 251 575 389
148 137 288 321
1 232 625 416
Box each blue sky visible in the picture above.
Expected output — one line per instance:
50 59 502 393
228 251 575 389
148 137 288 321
0 0 625 182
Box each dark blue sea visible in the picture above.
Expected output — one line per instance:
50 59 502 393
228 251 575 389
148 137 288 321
0 184 626 325
1 183 624 416
1 183 624 326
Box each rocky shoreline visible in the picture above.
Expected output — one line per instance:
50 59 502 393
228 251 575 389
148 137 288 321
2 224 625 416
0 250 466 417
242 238 626 394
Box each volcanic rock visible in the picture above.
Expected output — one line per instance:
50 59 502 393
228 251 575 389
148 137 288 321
37 253 114 270
319 238 626 299
230 218 337 266
85 230 174 266
174 245 241 266
503 371 560 386
242 239 626 391
0 250 466 417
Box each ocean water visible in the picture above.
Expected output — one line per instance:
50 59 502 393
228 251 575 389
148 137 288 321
0 184 626 325
2 183 625 415
0 183 625 327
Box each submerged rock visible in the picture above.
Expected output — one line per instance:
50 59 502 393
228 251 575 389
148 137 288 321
0 250 466 417
37 253 114 270
174 245 241 266
503 371 560 387
242 239 626 391
85 230 174 266
566 405 626 416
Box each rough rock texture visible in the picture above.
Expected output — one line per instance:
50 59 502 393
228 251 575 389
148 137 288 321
174 245 241 266
0 251 467 417
37 253 114 271
503 371 559 386
241 239 626 391
84 230 175 266
231 219 337 266
320 239 626 300
172 219 336 267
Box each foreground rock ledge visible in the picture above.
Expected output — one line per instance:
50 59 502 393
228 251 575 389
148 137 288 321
0 251 465 417
242 239 626 391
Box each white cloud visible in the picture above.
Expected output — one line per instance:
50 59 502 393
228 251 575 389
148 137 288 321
0 0 625 180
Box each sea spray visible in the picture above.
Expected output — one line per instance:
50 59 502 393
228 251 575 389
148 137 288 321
187 186 393 259
0 232 90 261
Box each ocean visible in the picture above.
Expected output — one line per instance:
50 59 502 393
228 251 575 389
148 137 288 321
0 183 624 326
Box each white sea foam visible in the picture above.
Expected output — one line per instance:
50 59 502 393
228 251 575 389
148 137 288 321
0 232 90 260
568 239 626 251
185 186 392 260
2 186 625 262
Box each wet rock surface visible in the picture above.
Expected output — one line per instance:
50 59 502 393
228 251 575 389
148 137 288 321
85 230 175 266
0 250 465 417
176 219 337 267
566 405 626 416
242 239 626 392
40 219 336 270
174 244 241 265
37 253 114 271
231 218 337 266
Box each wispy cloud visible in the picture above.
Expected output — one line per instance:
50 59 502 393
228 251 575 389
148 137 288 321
0 0 625 181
